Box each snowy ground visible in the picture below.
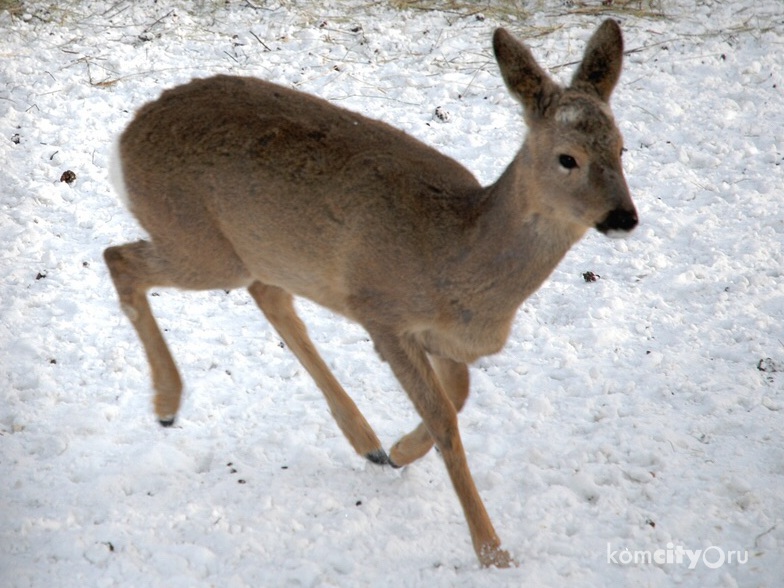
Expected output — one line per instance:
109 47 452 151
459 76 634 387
1 1 783 586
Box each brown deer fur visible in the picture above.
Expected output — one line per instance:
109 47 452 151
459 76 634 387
104 20 637 567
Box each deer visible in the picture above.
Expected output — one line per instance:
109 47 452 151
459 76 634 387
103 19 637 567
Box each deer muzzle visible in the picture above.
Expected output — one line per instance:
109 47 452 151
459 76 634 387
596 206 638 235
594 166 637 236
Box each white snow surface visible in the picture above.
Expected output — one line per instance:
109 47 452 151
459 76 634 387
1 1 783 586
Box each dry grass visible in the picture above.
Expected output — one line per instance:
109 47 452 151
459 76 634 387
389 0 666 20
565 0 666 18
1 1 667 23
0 0 24 15
390 0 531 19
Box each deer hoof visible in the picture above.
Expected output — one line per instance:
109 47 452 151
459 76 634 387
365 449 391 466
480 546 517 568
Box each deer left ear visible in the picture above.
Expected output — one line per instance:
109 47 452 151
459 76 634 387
571 19 624 102
493 27 561 121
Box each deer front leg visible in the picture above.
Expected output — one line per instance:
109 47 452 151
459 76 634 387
390 356 469 467
369 329 514 568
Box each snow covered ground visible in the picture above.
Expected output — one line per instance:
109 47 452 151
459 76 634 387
1 1 783 586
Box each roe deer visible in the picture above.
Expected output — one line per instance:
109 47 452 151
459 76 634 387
104 19 637 567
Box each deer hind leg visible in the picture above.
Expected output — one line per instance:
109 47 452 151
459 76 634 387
247 281 388 465
389 356 469 467
104 240 184 425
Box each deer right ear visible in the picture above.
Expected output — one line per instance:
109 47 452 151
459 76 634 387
493 28 560 119
570 19 624 102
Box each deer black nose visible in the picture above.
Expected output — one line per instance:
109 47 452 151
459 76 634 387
596 207 638 234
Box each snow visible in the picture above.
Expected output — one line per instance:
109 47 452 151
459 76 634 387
1 1 783 586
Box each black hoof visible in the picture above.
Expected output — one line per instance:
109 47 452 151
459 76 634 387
159 417 175 427
365 449 391 466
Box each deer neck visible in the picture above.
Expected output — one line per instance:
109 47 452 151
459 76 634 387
419 149 588 359
443 148 587 324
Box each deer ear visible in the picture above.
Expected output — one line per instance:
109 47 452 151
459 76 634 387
493 28 560 119
571 19 624 102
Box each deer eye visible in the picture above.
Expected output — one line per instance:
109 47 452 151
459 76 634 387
558 154 578 170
